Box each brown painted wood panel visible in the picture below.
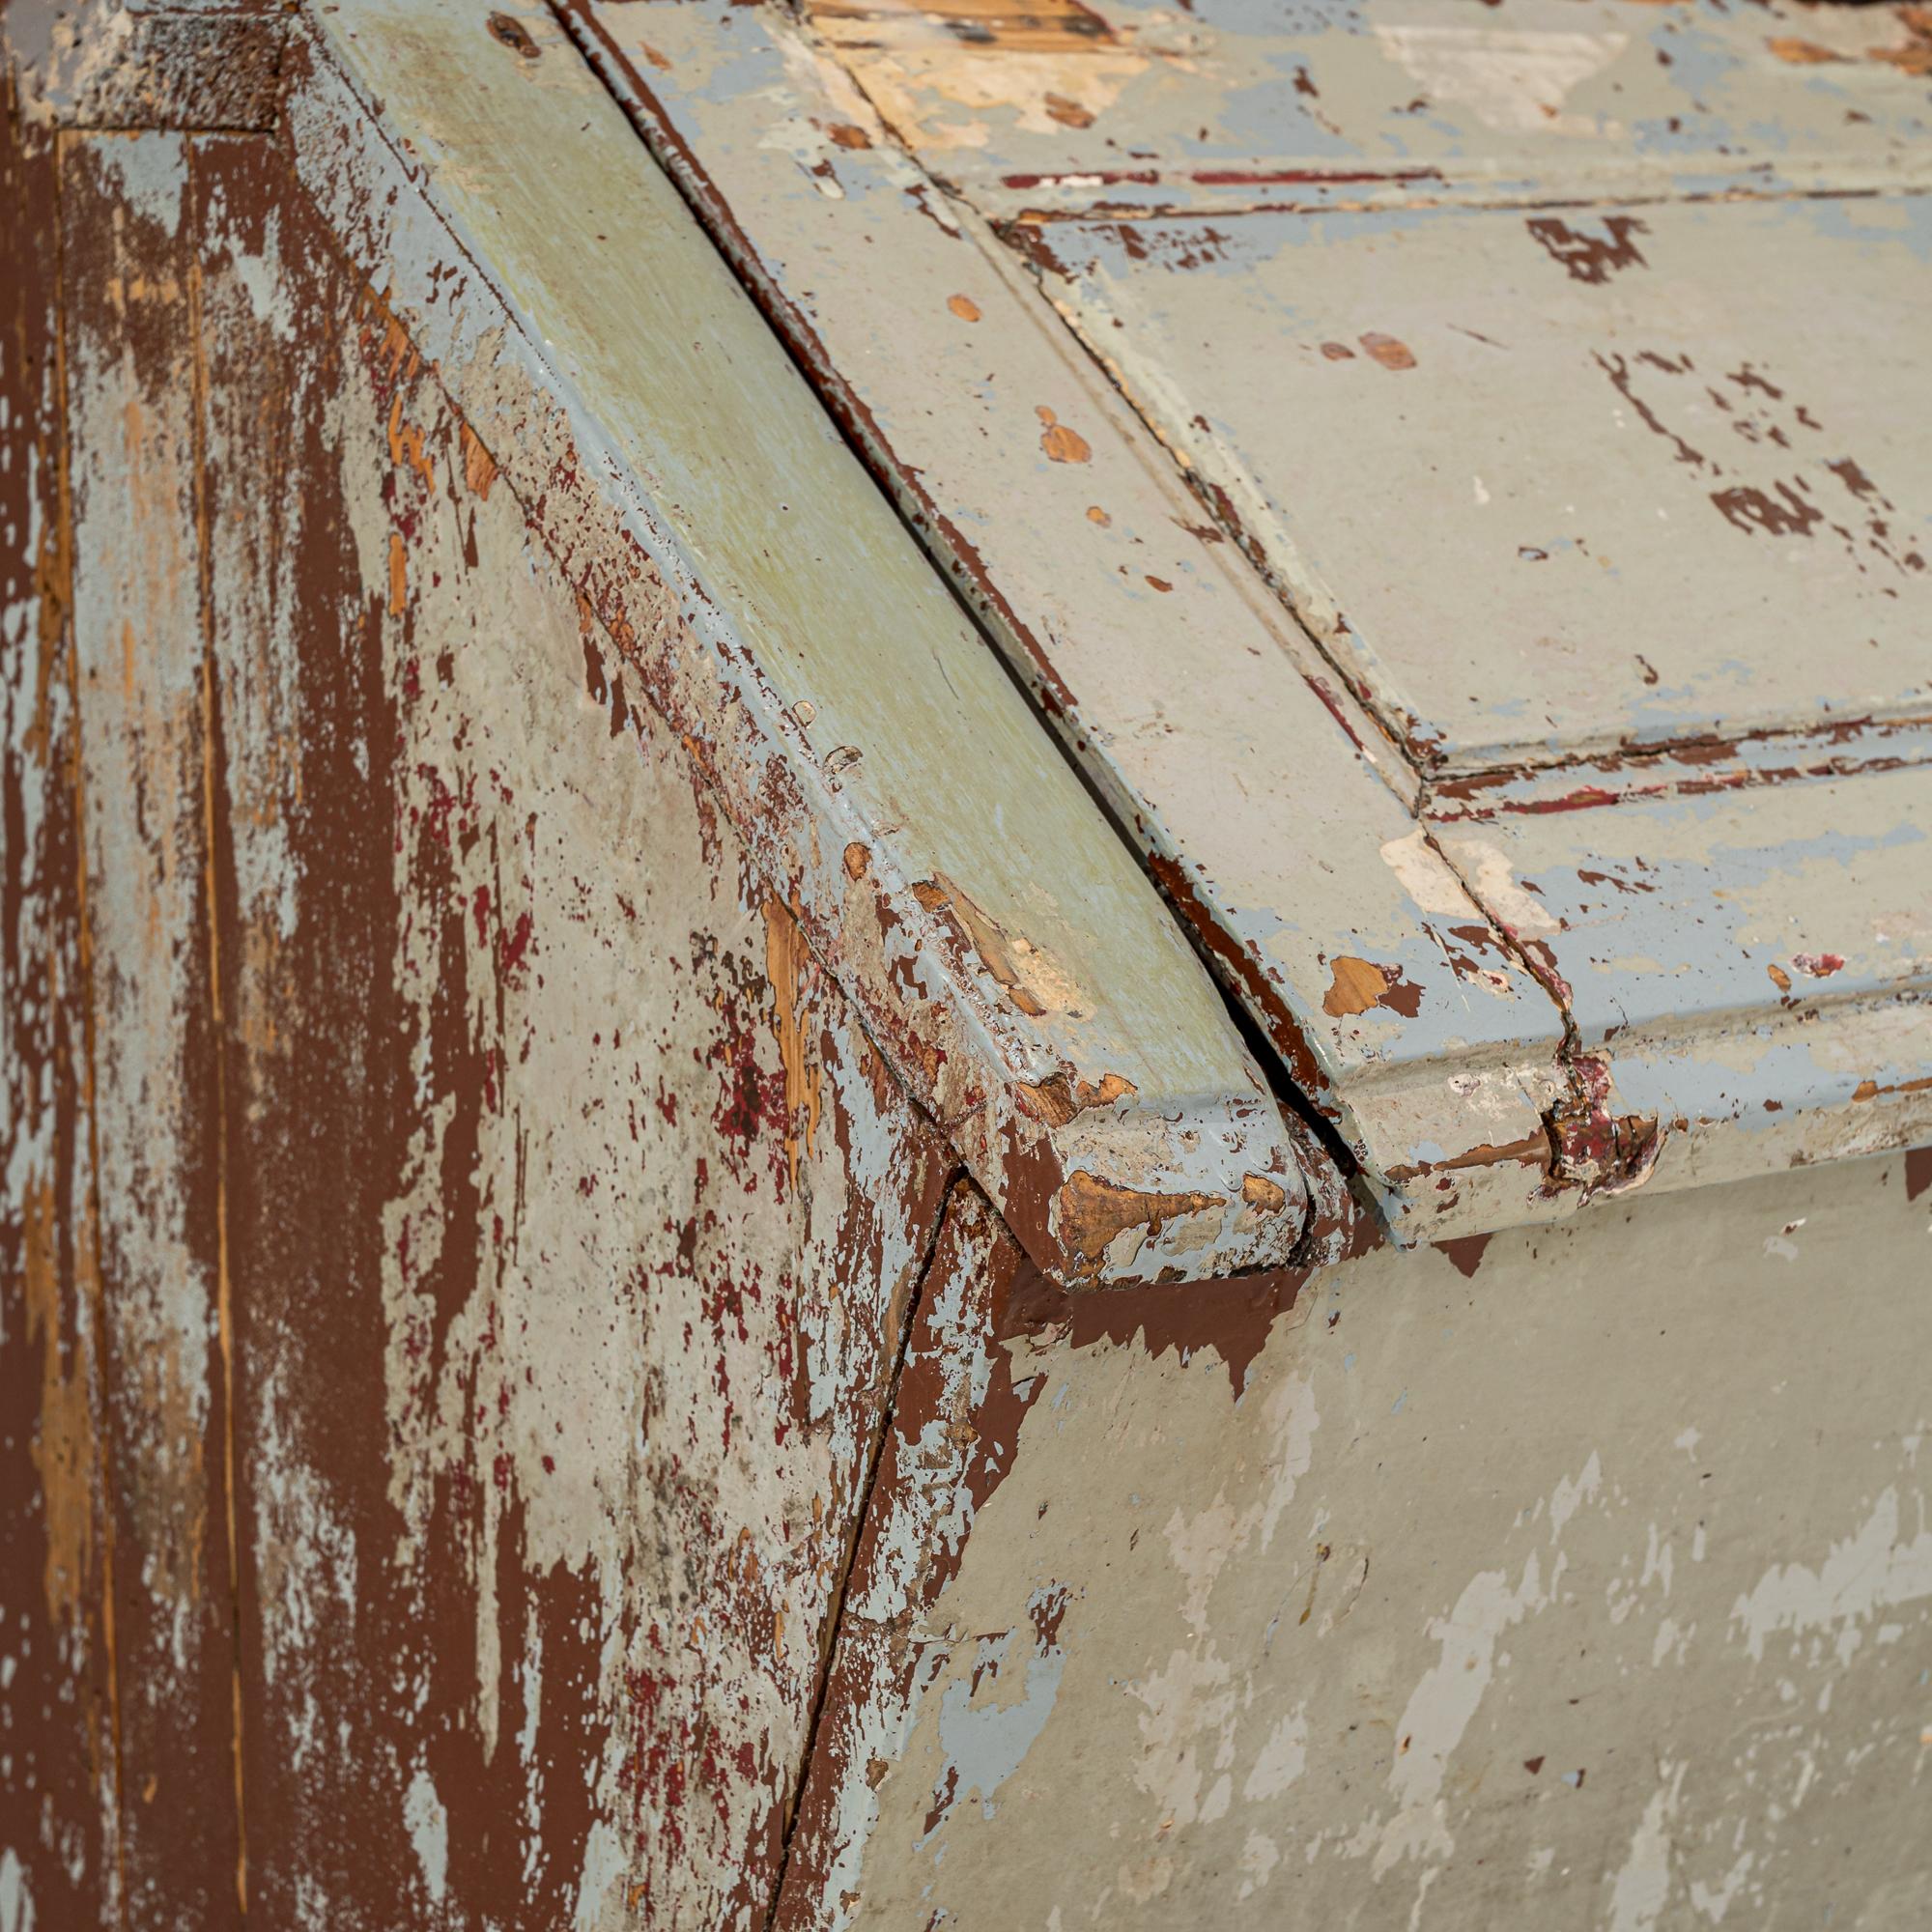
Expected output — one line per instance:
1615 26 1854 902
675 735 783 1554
0 84 122 1932
190 128 955 1929
11 98 963 1928
59 127 244 1927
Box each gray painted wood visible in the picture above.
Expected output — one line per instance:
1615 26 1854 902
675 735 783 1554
285 0 1319 1285
570 0 1932 1241
1025 193 1932 771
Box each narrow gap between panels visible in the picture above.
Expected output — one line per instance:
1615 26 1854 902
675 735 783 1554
759 1168 974 1932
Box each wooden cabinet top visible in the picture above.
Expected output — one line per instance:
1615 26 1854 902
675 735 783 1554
17 0 1930 1270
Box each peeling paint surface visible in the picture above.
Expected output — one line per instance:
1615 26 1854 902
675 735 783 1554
277 0 1315 1288
1025 194 1932 770
792 1151 1932 1929
5 72 962 1930
804 0 1932 217
1 70 121 1932
59 125 242 1925
568 0 1932 1242
565 0 1573 1241
9 6 1932 1929
1429 763 1932 1198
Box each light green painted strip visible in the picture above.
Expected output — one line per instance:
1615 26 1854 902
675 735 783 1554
298 0 1321 1280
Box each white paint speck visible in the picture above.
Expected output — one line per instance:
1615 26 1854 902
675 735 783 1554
1242 1707 1308 1803
1550 1451 1603 1543
1690 1850 1754 1922
0 1846 34 1932
404 1765 448 1906
1731 1488 1932 1664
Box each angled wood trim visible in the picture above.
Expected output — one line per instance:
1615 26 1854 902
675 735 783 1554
560 0 1586 1245
274 0 1321 1287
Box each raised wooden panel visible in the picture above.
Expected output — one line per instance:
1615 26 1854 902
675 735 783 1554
1020 193 1932 770
571 0 1932 1238
567 0 1575 1243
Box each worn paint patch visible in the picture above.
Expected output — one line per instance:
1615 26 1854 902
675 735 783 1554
1035 405 1091 465
1357 331 1414 372
1053 1172 1223 1276
1321 953 1423 1019
1731 1488 1932 1665
764 895 824 1190
1373 24 1628 138
1525 213 1647 284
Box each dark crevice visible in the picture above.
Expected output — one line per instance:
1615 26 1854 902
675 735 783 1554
1176 899 1359 1187
759 1169 971 1932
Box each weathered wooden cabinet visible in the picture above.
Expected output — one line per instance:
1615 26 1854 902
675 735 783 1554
4 0 1930 1926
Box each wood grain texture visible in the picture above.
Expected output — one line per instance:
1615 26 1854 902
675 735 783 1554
0 82 122 1932
5 13 1932 1931
58 127 242 1927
